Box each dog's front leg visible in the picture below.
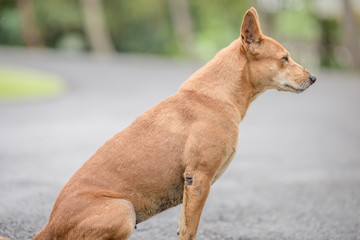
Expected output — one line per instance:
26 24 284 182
178 171 212 240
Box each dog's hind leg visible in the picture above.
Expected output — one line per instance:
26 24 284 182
66 198 136 240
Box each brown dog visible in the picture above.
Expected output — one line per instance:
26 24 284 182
33 7 316 240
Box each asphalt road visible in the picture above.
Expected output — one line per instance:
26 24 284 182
0 49 359 240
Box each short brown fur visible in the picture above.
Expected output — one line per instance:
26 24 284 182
33 7 315 240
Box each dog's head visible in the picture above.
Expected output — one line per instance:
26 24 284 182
240 8 316 94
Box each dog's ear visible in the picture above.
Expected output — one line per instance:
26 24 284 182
240 7 262 52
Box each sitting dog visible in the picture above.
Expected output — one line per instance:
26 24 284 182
33 7 316 240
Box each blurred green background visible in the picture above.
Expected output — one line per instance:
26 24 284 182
0 0 359 70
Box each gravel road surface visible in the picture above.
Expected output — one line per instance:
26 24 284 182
0 49 359 240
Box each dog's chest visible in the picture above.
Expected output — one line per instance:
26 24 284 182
213 148 237 183
136 174 184 223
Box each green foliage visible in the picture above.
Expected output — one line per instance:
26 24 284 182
190 0 248 59
0 0 352 68
0 7 23 45
317 18 341 68
275 10 320 42
104 0 178 56
33 0 87 50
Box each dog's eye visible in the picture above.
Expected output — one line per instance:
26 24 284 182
282 56 289 62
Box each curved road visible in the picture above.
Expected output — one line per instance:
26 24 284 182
0 49 359 240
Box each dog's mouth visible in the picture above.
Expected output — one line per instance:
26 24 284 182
284 84 305 93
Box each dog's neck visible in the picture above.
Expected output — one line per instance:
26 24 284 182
180 38 262 123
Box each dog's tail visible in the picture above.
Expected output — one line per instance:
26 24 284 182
0 237 11 240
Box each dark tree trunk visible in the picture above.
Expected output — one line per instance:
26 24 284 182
343 0 360 68
17 0 44 47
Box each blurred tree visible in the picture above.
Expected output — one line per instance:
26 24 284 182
17 0 43 47
343 0 360 69
189 0 248 59
103 0 177 56
0 1 23 46
79 0 114 54
0 0 356 69
167 0 195 58
33 0 86 50
318 18 340 68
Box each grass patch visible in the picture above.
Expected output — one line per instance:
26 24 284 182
0 65 65 101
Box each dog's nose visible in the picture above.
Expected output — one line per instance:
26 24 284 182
309 75 317 84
